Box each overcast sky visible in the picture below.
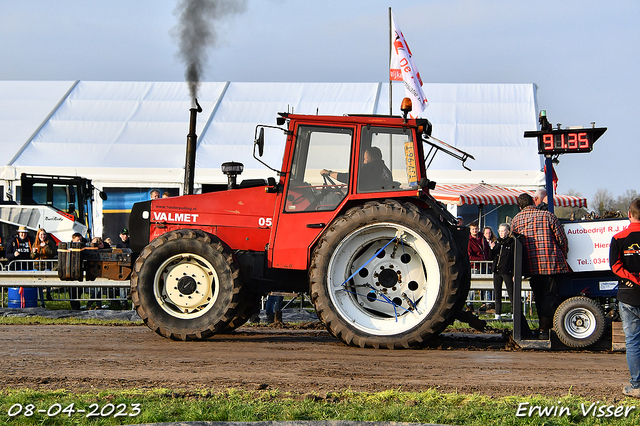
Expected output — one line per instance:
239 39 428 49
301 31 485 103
1 0 638 205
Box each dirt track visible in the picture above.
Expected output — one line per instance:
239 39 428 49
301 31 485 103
0 323 631 401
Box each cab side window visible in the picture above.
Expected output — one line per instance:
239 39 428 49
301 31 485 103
357 126 417 193
285 125 352 212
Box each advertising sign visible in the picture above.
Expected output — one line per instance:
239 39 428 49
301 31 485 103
563 218 630 272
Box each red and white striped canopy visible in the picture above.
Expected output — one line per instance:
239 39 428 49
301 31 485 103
430 183 587 208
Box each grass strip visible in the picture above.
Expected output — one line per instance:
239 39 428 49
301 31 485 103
0 388 637 426
0 316 143 326
0 316 522 330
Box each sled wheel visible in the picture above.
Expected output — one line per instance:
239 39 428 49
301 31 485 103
131 229 243 340
553 296 606 348
310 200 465 349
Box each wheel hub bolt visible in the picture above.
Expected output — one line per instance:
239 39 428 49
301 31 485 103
378 268 399 288
177 276 198 295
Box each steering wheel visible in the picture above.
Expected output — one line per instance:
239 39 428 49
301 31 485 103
322 173 339 190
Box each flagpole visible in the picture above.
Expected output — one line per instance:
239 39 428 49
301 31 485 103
388 7 392 115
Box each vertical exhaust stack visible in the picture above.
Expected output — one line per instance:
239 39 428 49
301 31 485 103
174 0 247 195
183 98 203 195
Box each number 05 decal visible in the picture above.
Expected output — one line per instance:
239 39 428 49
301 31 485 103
258 217 272 227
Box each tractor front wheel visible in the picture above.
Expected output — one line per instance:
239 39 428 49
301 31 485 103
131 229 243 340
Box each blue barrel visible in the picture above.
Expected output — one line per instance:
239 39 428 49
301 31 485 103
8 287 38 308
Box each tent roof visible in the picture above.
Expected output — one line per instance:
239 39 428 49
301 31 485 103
431 183 587 208
0 80 543 188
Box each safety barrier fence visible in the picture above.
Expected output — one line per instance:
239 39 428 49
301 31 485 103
469 260 534 316
0 259 129 308
1 259 532 314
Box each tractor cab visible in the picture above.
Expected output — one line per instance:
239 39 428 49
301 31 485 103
282 122 421 213
20 174 94 225
256 110 447 271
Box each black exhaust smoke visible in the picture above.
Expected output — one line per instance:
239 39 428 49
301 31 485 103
173 0 247 102
173 0 247 194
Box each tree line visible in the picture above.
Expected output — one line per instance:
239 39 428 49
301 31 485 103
555 188 638 220
590 188 638 217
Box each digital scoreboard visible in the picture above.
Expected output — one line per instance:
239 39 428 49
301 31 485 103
524 127 607 155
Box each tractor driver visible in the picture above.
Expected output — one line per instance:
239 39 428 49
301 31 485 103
320 146 392 192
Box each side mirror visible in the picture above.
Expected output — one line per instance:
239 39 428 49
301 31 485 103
254 127 264 157
99 191 108 201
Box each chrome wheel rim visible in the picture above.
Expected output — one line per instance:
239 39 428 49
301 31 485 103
327 223 441 336
563 307 596 339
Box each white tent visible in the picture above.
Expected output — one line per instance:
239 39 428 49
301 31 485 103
0 80 542 187
0 80 543 235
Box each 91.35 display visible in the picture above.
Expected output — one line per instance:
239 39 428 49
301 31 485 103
524 127 607 155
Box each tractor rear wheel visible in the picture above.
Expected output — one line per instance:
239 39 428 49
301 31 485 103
553 296 606 348
309 200 466 349
131 229 243 340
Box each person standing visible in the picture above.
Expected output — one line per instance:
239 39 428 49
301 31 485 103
116 228 131 249
609 198 640 397
468 221 490 269
491 224 513 320
534 189 548 211
265 293 284 324
467 221 491 309
5 226 34 267
110 229 131 308
491 223 533 336
31 228 57 268
31 228 57 307
482 225 497 306
483 226 497 250
511 193 570 339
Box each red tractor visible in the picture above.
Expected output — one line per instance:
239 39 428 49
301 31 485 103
63 100 474 349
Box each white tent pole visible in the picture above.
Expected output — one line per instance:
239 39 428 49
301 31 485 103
196 81 229 151
373 82 382 114
9 80 80 166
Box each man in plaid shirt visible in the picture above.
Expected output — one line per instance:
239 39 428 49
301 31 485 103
511 193 570 339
